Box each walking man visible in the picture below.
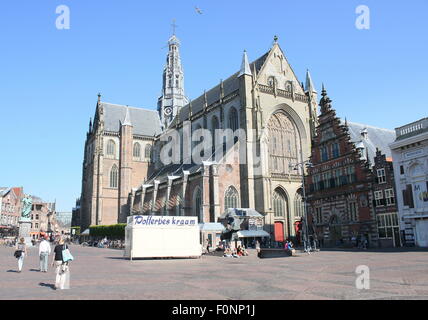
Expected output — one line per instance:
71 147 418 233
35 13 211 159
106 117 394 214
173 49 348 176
39 235 51 272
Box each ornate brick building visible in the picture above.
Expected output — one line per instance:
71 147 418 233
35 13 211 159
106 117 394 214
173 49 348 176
306 87 396 247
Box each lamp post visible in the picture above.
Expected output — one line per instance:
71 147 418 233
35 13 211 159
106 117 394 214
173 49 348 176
289 160 313 253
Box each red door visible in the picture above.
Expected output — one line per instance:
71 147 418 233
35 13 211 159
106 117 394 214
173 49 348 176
274 222 284 242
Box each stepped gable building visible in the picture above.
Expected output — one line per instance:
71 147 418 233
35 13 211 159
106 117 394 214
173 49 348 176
78 34 319 245
306 87 396 247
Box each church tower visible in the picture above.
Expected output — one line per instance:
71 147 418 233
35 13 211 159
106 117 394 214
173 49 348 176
158 27 188 130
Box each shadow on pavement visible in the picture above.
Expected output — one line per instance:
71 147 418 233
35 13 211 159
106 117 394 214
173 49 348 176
317 247 428 253
39 283 56 290
6 270 18 273
29 269 40 272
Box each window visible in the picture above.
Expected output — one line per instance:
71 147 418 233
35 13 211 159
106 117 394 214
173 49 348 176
35 223 39 229
145 144 152 159
267 76 277 87
194 189 202 221
315 207 322 224
36 214 39 220
106 140 116 157
374 190 384 207
267 112 301 175
294 191 304 218
228 107 239 132
110 165 119 188
400 166 404 175
211 116 219 153
224 186 239 210
349 202 358 222
332 143 340 158
402 184 414 208
377 168 386 184
377 213 399 239
133 142 141 159
385 189 395 206
273 188 287 217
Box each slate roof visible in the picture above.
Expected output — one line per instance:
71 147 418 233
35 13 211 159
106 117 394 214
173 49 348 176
101 102 162 137
345 121 396 163
145 162 202 185
171 50 270 127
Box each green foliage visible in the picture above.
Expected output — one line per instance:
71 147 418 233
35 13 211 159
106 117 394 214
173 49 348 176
89 224 126 239
71 226 81 235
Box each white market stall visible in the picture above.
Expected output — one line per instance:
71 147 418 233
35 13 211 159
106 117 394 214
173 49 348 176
124 215 202 259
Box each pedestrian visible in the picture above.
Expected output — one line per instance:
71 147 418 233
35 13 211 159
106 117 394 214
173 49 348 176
14 238 27 273
39 235 51 272
51 238 71 290
255 240 260 254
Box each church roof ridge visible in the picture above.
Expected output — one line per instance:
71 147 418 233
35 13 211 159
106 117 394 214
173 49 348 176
101 101 158 113
346 120 395 132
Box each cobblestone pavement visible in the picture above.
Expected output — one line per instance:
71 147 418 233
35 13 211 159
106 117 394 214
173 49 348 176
1 245 428 300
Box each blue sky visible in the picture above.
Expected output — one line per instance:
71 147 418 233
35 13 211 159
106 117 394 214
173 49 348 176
0 0 427 212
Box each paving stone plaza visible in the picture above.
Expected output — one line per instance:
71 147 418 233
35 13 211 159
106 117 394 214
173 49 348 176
1 245 428 300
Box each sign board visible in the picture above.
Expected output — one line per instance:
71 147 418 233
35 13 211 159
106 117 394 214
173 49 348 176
124 215 202 259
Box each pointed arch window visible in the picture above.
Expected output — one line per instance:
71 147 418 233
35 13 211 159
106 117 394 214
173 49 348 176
268 76 277 88
194 189 202 221
145 144 152 159
224 186 239 210
110 165 119 189
228 107 239 132
267 112 301 175
294 189 304 218
106 140 116 157
133 142 141 159
211 116 219 153
273 188 288 217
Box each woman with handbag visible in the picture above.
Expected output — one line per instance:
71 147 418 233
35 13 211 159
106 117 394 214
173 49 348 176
14 238 27 273
51 238 71 290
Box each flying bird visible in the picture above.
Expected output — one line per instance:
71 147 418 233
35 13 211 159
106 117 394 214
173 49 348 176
195 6 203 14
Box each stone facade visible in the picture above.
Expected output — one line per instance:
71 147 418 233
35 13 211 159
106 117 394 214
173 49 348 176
389 118 428 247
78 36 318 244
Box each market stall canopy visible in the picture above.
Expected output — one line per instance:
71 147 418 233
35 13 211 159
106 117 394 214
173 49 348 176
198 223 225 232
219 208 264 219
236 230 270 238
81 229 90 235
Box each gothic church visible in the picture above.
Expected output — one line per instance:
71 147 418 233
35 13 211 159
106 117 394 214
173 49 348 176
77 34 319 243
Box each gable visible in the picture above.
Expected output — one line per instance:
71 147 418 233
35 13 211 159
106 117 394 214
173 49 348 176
256 44 305 94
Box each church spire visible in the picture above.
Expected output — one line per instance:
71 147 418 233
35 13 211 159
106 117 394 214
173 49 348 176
305 69 317 94
238 50 252 77
158 22 189 130
122 106 132 127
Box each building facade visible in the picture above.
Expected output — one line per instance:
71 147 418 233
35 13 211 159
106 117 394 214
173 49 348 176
29 196 56 240
305 88 396 247
389 118 428 247
78 35 319 244
0 187 23 233
372 149 401 247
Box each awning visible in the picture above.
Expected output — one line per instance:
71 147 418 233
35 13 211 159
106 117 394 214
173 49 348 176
198 223 225 232
236 230 270 238
219 208 264 219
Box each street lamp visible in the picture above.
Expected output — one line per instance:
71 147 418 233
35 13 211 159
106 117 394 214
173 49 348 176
289 160 313 254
